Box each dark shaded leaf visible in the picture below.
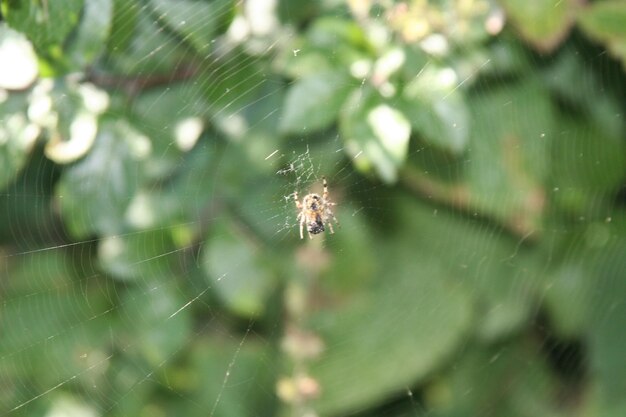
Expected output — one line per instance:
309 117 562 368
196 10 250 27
578 0 626 69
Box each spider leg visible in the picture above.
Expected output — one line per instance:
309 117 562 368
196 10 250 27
326 207 339 233
294 191 302 209
296 212 304 239
322 176 328 201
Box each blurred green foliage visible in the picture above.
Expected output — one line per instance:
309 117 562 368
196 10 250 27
0 1 625 417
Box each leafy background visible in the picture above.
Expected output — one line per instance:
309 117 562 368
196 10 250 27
0 1 625 417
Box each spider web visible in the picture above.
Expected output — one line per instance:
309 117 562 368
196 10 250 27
1 1 625 417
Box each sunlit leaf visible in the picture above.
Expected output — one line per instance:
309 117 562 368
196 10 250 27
401 65 470 154
0 93 39 190
56 120 149 238
341 88 411 183
0 26 39 89
39 81 110 164
133 82 207 178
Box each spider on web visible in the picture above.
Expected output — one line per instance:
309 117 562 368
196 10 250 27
294 177 339 239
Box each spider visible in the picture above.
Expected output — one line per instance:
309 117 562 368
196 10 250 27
294 177 339 239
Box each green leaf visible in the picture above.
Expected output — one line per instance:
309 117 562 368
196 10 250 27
0 149 56 245
201 52 268 124
313 268 472 415
202 217 275 317
146 0 223 55
588 239 626 410
0 291 110 390
578 0 626 70
119 280 192 365
542 236 594 338
37 80 110 165
466 80 553 235
312 202 474 414
2 250 75 295
340 88 411 183
307 16 371 55
56 120 148 238
4 0 84 58
106 0 139 53
400 65 470 154
104 357 153 417
499 0 576 51
544 48 624 140
103 11 192 75
276 47 336 79
0 250 111 394
98 229 178 281
311 195 544 415
158 143 217 224
428 343 561 416
404 195 542 341
133 82 207 178
0 92 39 190
66 0 113 68
280 71 353 134
277 16 372 79
550 117 625 217
186 337 276 416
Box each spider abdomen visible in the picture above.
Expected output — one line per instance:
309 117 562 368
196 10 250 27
307 220 325 234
